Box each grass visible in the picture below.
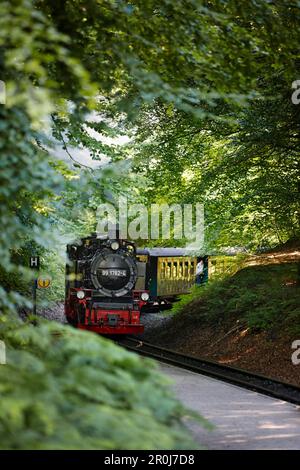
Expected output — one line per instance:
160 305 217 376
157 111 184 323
171 263 300 334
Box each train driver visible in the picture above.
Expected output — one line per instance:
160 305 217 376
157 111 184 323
196 258 204 285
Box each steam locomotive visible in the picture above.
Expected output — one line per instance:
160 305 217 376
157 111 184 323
65 233 149 334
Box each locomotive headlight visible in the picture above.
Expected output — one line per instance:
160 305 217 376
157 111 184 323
111 241 120 251
76 290 85 299
141 292 149 301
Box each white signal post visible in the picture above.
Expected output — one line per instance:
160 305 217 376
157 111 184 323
29 256 40 316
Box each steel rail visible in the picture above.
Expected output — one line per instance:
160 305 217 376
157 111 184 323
117 337 300 406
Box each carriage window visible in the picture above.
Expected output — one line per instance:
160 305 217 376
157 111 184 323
179 262 183 278
160 261 166 280
167 262 172 279
221 260 225 273
172 262 178 278
184 261 189 277
190 261 195 275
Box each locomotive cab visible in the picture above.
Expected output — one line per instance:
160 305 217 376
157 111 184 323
65 234 149 334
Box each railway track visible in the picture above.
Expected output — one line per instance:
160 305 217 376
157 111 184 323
117 337 300 406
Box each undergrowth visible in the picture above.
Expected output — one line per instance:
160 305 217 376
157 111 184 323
171 263 300 334
0 316 208 449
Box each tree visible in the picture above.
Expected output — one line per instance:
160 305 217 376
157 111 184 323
1 0 299 298
122 72 300 250
0 318 202 449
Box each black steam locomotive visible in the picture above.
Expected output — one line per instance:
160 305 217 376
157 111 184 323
65 233 149 334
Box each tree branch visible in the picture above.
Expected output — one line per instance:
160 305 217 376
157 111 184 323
51 115 93 171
